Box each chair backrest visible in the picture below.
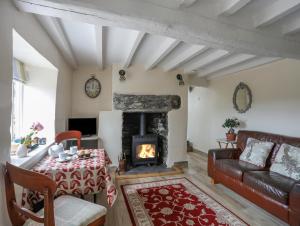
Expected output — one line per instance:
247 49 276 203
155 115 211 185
55 130 82 149
4 162 57 226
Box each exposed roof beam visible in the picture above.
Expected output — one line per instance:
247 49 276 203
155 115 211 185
123 31 146 68
95 25 103 70
36 15 78 68
143 0 198 9
254 0 300 27
184 49 229 74
219 0 251 16
198 53 256 77
14 0 300 59
282 14 300 35
207 57 281 80
163 45 206 72
145 38 180 70
179 0 198 8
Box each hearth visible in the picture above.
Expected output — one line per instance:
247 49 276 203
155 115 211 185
132 113 158 166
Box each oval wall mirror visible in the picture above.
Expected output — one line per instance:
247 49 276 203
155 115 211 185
233 82 252 113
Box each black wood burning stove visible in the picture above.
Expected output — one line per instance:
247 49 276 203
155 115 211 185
132 113 158 166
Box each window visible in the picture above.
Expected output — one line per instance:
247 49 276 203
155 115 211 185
11 31 58 160
11 58 27 143
11 79 24 142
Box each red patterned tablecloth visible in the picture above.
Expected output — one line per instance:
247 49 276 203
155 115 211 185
22 149 117 210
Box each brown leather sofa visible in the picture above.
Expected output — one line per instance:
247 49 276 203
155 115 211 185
208 130 300 226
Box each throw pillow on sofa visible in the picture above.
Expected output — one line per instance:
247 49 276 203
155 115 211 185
239 138 274 167
270 143 300 180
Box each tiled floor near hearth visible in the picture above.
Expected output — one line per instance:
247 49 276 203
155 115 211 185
98 152 288 226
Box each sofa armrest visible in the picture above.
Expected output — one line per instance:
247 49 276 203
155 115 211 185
207 148 240 178
289 182 300 226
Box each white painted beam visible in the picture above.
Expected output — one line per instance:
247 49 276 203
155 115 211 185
198 53 256 77
179 0 198 8
184 49 229 73
282 14 300 35
219 0 251 16
143 0 198 9
36 15 78 68
254 0 300 27
207 57 281 80
145 38 180 70
14 0 300 59
95 25 103 70
123 31 146 68
163 45 206 72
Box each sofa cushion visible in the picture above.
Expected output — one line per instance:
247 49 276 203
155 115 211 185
236 130 300 167
243 171 296 205
215 159 265 181
270 143 300 180
239 138 274 167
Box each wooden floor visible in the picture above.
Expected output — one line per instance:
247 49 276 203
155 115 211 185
99 151 287 226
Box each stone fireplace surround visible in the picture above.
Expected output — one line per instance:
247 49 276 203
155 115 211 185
116 93 180 167
99 93 186 167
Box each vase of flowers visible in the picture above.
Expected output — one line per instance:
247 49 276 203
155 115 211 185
16 122 44 157
16 144 28 158
222 118 240 141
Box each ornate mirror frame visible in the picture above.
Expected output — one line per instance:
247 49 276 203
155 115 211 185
233 82 252 113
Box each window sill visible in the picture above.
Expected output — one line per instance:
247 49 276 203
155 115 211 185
11 141 54 169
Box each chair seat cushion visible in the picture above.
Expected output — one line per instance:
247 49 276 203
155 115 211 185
215 159 265 181
243 171 296 205
24 195 106 226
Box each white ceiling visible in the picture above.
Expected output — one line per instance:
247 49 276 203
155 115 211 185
15 0 300 79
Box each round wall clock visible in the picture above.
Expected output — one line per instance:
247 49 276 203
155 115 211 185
85 75 101 98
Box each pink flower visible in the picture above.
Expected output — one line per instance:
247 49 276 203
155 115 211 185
31 122 44 131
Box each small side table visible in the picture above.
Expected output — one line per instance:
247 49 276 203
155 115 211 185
216 138 237 149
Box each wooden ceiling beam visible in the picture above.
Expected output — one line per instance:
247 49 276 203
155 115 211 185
145 38 180 70
219 0 251 16
95 25 103 70
282 14 300 35
13 0 300 59
198 53 256 77
36 15 78 69
163 45 206 72
255 0 300 27
123 31 146 68
184 49 229 74
207 57 281 80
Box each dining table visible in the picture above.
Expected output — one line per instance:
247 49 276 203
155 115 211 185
21 149 117 210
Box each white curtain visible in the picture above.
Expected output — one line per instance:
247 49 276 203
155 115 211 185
13 58 28 82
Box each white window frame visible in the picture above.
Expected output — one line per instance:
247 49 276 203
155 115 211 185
11 79 24 142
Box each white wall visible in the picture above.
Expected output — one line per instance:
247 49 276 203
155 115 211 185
99 110 123 165
188 59 300 153
71 66 112 117
55 65 72 133
0 1 73 225
0 1 13 224
23 65 58 142
99 64 188 166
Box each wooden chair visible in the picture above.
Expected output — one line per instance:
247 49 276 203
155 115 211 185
4 162 106 226
55 130 81 149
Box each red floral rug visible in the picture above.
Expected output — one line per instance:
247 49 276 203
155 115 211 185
121 178 248 226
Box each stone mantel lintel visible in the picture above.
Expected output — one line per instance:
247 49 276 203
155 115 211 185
113 93 181 112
